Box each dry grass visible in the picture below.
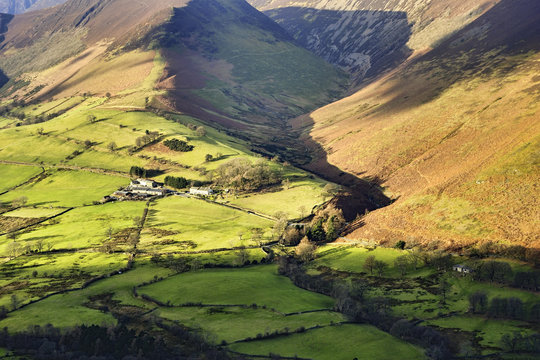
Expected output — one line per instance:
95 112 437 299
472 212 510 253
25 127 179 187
299 46 540 249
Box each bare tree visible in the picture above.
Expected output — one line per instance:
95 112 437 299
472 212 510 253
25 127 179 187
233 247 249 266
394 255 410 276
374 260 388 277
295 238 317 262
363 255 376 275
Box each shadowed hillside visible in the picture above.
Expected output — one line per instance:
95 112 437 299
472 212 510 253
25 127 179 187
249 0 498 85
292 0 540 250
264 7 412 85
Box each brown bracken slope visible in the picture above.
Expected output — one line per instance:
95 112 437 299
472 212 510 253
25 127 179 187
291 0 540 251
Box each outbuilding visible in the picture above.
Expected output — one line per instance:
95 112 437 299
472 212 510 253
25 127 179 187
189 187 214 196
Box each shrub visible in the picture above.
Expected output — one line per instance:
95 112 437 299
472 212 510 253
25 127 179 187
163 138 194 152
164 176 189 189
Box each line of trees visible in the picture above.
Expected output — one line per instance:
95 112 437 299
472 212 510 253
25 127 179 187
213 158 282 192
0 323 230 359
135 131 160 148
469 291 540 321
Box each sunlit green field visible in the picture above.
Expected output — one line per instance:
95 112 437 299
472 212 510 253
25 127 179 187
139 196 274 252
0 252 128 309
157 307 344 343
0 169 128 207
0 201 145 253
139 265 335 313
0 262 172 331
0 164 42 193
226 177 329 218
0 130 82 164
229 324 425 360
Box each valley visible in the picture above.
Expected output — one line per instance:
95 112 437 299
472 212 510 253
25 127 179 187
0 0 538 359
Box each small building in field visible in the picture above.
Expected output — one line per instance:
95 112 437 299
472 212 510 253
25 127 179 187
190 187 214 196
129 187 165 196
453 264 472 274
132 178 158 188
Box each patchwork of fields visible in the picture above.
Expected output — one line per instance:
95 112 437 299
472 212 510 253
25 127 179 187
0 47 537 360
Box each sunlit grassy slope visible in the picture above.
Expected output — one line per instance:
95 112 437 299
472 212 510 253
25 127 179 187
297 8 540 249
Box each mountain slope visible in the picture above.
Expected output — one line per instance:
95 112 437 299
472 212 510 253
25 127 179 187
290 0 540 251
0 0 347 145
0 0 66 14
249 0 498 84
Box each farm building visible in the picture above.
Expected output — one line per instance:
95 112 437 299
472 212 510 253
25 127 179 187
131 178 159 188
190 187 214 196
453 264 472 274
129 187 166 196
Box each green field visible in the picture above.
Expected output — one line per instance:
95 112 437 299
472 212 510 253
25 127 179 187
428 316 536 350
157 306 344 343
0 165 42 193
139 265 335 313
0 129 83 164
226 177 329 219
0 252 128 309
314 245 434 278
0 201 145 253
140 196 274 252
0 262 172 331
0 169 128 207
229 324 425 360
1 207 63 218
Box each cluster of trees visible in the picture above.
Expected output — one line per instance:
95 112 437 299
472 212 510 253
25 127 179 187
163 138 194 152
129 166 147 178
185 123 206 136
0 323 230 359
164 176 189 189
151 254 202 273
514 271 540 291
277 257 451 359
135 131 160 148
205 152 223 162
213 158 282 191
0 103 68 126
306 208 345 243
467 242 540 266
5 237 53 260
363 255 389 277
470 260 540 291
469 291 540 321
501 332 540 354
472 260 513 283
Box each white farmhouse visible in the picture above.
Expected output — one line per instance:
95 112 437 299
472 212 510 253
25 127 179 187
189 187 214 196
132 178 158 188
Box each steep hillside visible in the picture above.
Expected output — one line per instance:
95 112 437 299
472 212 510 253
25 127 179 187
291 0 540 251
249 0 498 84
0 0 347 144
